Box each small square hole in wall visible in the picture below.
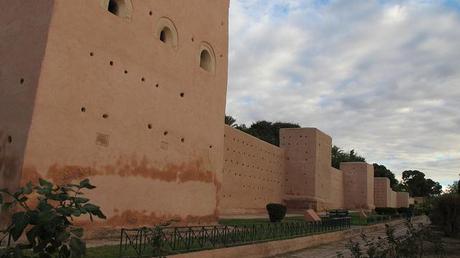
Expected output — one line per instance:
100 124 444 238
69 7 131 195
96 133 110 147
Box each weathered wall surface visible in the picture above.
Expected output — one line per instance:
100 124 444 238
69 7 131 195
280 128 332 211
6 0 230 228
220 126 285 215
0 1 54 192
329 168 344 209
389 190 397 208
342 162 375 210
396 192 409 208
374 177 391 208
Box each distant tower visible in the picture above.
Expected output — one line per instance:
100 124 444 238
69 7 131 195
280 128 332 211
0 0 230 228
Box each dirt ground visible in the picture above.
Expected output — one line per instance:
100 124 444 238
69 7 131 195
273 220 460 258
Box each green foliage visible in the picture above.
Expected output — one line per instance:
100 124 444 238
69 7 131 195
375 207 399 215
373 163 400 190
445 181 459 194
338 221 444 258
224 115 237 127
224 116 300 146
0 178 106 258
401 170 442 197
331 146 366 169
265 203 287 222
237 121 300 146
430 194 460 237
397 207 411 214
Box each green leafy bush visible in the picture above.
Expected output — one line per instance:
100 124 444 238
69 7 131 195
266 203 287 223
0 178 106 258
430 193 460 237
397 207 411 214
375 207 398 215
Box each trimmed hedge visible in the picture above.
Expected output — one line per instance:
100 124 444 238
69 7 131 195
397 207 411 214
266 203 287 222
375 207 398 215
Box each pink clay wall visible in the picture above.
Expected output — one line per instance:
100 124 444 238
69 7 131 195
329 167 344 209
1 0 230 228
389 190 397 208
374 177 391 207
341 162 375 210
220 126 285 215
396 192 410 208
280 128 332 211
0 1 54 192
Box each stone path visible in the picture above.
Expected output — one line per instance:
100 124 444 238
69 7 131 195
272 217 429 258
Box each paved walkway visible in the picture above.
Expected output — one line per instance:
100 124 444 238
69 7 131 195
272 217 429 258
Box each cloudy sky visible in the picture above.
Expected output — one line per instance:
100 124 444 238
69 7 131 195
226 0 460 188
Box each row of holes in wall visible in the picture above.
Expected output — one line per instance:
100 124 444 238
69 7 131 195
103 0 217 73
80 106 216 148
221 194 277 203
83 52 214 149
225 147 283 164
281 135 310 139
280 142 310 146
224 159 283 175
225 134 282 158
223 168 282 185
225 153 283 169
222 184 280 197
89 52 186 98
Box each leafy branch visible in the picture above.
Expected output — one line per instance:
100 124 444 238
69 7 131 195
0 178 106 258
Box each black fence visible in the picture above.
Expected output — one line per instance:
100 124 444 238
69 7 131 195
0 230 10 246
118 217 351 258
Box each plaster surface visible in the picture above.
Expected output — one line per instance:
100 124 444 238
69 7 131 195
220 126 285 215
1 0 229 228
1 1 411 231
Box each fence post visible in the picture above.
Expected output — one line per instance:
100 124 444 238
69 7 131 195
118 229 124 258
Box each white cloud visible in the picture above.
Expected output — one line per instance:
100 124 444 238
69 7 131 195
227 0 460 187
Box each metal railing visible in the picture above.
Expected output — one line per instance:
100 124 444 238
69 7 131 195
0 230 11 248
118 217 351 257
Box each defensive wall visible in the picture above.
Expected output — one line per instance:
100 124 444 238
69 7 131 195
374 177 410 208
1 1 411 230
221 126 409 215
220 126 285 215
1 0 230 228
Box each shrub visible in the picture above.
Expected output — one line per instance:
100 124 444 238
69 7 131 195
337 221 444 258
0 178 106 258
430 193 460 237
266 203 287 222
397 207 411 214
375 207 398 215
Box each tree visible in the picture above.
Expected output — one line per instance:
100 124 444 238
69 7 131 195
331 145 366 169
237 120 300 146
401 170 442 197
0 178 106 258
224 115 237 127
445 181 459 194
373 163 399 190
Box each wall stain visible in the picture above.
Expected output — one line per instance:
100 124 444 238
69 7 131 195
46 156 216 185
0 131 20 189
77 209 218 228
20 166 42 185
